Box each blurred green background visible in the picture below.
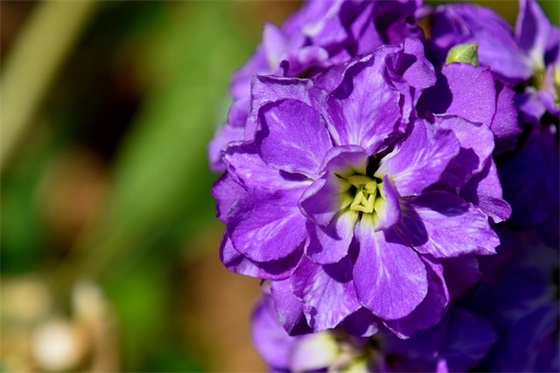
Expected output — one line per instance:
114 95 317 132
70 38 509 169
0 1 557 372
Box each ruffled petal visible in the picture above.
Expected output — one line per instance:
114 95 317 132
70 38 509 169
383 258 449 338
211 172 246 223
270 280 313 335
397 191 499 258
305 211 358 265
341 308 379 337
442 255 481 300
326 49 403 153
376 120 460 196
399 38 437 94
353 215 427 320
491 80 520 155
292 256 361 331
228 188 308 262
430 3 531 81
420 64 498 128
224 142 310 191
516 0 551 68
320 145 369 177
208 124 244 172
251 294 295 370
434 115 495 192
220 235 302 280
247 75 324 140
256 99 332 178
299 173 346 227
461 157 511 223
375 175 402 231
498 123 559 226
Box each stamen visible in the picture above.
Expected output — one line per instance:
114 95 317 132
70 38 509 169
347 175 378 214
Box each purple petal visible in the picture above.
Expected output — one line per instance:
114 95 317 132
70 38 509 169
251 295 294 370
436 115 494 173
498 122 559 227
373 0 424 45
211 172 245 223
349 2 383 56
491 80 520 155
262 23 289 69
230 48 269 101
441 309 498 372
228 188 308 262
461 157 511 223
220 235 302 280
301 0 347 47
516 0 551 68
208 124 244 172
320 145 369 177
270 280 313 336
381 312 449 361
341 308 379 337
256 99 332 178
299 173 348 227
545 26 560 66
353 215 427 320
440 64 497 128
284 46 330 75
382 308 496 372
433 115 495 192
515 91 547 124
399 37 437 94
326 50 403 153
306 211 358 265
223 142 309 191
398 191 499 258
375 175 402 231
292 256 361 331
376 120 460 196
442 255 481 300
227 97 250 127
246 75 323 140
430 4 531 82
384 258 449 338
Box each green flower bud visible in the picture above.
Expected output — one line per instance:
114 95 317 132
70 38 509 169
446 42 479 67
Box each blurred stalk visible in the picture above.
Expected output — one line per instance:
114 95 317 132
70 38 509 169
0 0 98 170
50 1 247 300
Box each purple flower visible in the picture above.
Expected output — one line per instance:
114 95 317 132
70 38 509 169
429 0 559 234
214 40 506 337
417 62 521 156
462 228 559 372
252 285 497 372
209 0 425 172
429 0 559 86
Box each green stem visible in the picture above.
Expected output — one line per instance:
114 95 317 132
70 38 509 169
0 0 98 170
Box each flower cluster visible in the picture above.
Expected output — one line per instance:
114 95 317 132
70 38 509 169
209 0 559 371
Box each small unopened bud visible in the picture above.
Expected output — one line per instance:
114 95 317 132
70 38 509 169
446 43 479 67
